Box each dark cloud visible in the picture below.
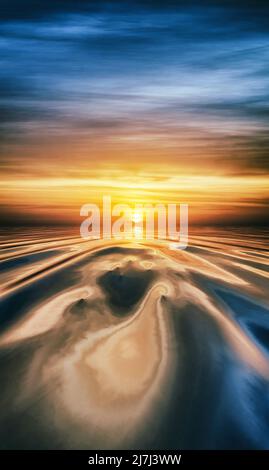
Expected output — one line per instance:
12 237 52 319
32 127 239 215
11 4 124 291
0 1 98 20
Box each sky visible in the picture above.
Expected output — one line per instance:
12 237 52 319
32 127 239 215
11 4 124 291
0 0 269 226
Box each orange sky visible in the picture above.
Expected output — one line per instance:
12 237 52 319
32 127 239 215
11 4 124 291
1 164 269 226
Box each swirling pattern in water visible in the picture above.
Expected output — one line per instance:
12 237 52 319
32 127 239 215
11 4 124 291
0 228 269 449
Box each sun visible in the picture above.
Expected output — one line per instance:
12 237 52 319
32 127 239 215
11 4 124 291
132 209 143 224
131 208 143 238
